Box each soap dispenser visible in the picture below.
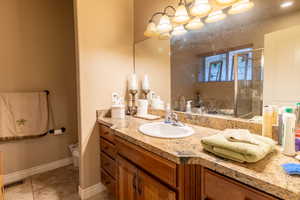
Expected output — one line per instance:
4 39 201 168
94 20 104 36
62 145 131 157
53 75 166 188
186 101 192 113
111 93 125 119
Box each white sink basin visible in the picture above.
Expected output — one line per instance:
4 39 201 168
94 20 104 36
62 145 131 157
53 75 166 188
139 122 194 139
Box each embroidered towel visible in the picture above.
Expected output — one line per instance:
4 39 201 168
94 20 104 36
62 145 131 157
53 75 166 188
0 92 49 141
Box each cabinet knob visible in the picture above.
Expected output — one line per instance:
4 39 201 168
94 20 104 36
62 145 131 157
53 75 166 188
104 131 109 135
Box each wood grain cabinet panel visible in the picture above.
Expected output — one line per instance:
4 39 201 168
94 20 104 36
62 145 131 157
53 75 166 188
101 152 116 179
117 156 138 200
137 170 176 200
100 138 116 159
101 169 116 195
202 168 279 200
100 125 115 144
116 137 177 187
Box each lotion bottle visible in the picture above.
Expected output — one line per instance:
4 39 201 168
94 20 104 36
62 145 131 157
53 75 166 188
262 106 273 138
282 108 296 156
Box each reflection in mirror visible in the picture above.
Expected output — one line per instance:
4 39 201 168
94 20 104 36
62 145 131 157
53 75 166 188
135 37 171 104
171 0 300 119
135 0 300 120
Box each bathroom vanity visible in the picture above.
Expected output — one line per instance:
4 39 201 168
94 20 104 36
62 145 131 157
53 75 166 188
98 111 300 200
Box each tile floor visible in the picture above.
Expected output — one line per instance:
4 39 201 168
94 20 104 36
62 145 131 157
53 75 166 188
4 165 114 200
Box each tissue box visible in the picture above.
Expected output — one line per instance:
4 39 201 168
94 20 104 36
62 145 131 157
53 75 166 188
111 105 125 119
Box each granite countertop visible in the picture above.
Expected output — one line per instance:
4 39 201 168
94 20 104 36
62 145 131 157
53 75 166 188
97 110 300 200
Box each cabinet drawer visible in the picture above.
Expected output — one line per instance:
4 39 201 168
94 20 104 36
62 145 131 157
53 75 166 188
202 168 279 200
101 153 116 179
116 137 177 187
101 169 116 196
100 125 115 144
100 138 116 159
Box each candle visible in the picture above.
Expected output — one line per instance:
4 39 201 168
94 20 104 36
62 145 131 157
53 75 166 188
142 74 150 90
128 73 138 90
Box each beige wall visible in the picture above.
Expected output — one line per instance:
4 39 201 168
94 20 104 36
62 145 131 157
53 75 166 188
0 0 77 174
74 0 134 189
264 25 300 106
135 38 171 103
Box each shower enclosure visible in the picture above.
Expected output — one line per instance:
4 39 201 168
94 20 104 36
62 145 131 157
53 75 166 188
233 48 264 118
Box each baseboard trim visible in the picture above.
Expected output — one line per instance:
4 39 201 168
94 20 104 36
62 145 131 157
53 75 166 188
78 183 105 200
4 157 73 185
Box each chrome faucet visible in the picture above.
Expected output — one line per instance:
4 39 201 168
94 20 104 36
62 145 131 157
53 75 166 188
165 111 185 127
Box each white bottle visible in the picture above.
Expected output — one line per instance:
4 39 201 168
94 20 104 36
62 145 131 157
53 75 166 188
282 108 296 156
186 101 192 113
165 103 171 123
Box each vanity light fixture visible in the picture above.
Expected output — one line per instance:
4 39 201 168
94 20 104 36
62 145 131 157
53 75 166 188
205 10 227 23
172 25 188 36
144 22 159 37
173 0 190 24
280 1 294 8
157 14 173 33
228 0 254 15
186 17 204 30
190 0 212 17
144 0 256 39
159 32 171 40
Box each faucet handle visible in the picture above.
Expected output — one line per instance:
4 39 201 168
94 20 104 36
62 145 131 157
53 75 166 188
171 112 178 122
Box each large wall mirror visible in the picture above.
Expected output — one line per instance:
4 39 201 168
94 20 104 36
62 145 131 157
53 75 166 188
135 0 300 119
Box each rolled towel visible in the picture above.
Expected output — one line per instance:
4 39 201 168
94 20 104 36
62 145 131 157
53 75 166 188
223 129 260 145
282 163 300 175
201 132 276 163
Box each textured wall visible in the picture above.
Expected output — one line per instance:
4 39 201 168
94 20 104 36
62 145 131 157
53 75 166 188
74 0 134 189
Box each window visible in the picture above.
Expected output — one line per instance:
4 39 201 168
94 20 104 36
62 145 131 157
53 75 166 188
199 47 253 82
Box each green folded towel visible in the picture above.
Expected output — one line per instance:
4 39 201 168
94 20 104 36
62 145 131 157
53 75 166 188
201 133 276 163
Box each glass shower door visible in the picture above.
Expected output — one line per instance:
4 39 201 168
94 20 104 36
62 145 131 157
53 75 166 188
233 49 264 118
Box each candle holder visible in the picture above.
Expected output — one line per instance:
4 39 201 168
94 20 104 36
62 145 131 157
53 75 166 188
128 89 138 115
142 89 150 99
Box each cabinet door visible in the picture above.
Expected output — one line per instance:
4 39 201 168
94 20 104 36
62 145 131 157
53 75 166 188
202 169 278 200
117 156 138 200
137 170 176 200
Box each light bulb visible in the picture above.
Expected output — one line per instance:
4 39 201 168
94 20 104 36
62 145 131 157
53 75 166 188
173 4 190 24
228 0 254 15
186 17 204 30
171 25 187 36
159 32 171 40
144 22 158 37
157 15 173 33
215 0 238 5
205 10 227 23
190 0 212 17
280 1 294 8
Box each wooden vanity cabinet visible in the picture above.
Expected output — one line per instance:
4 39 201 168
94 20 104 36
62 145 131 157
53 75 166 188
117 156 138 200
117 155 176 200
99 124 117 197
202 168 279 200
99 123 280 200
115 136 180 200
